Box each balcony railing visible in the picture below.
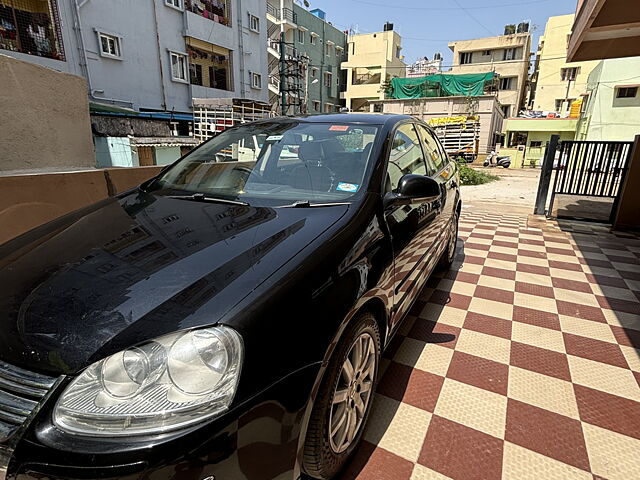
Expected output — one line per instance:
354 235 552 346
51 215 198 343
266 4 297 23
352 73 381 85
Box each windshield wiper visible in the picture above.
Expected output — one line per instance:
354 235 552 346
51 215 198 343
282 201 351 208
167 194 249 206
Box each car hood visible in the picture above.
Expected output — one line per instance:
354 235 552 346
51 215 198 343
0 191 348 375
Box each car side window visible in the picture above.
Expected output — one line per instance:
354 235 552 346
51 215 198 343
386 124 427 193
416 124 446 175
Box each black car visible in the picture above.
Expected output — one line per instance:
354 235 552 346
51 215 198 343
0 114 460 480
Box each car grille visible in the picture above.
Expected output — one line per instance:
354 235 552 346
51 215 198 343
0 360 57 442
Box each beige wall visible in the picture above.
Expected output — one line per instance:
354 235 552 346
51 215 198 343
370 96 504 154
342 30 406 111
0 54 95 173
0 166 163 245
448 33 531 116
532 15 600 113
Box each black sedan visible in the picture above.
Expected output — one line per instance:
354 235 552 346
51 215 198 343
0 114 460 480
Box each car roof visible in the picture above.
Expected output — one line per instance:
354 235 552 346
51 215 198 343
255 113 415 127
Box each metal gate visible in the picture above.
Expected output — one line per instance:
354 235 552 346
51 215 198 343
547 140 633 222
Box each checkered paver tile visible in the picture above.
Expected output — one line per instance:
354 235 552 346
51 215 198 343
341 209 640 480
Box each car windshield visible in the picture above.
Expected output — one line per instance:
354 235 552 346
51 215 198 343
147 121 380 205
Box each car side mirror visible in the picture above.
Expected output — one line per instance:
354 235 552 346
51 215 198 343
384 174 441 207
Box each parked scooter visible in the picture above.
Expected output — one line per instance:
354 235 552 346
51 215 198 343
483 151 511 168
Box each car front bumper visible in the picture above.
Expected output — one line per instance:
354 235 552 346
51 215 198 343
4 363 322 480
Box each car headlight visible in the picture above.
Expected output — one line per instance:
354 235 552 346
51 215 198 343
53 326 243 436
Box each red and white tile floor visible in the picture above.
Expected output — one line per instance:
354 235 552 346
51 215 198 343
340 209 640 480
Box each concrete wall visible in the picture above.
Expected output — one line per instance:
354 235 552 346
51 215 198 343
371 96 504 154
448 33 531 116
0 166 163 245
577 57 640 141
532 14 600 113
0 54 94 173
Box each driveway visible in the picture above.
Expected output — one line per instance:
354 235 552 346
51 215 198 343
340 207 640 480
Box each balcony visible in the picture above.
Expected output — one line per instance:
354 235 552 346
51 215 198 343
266 4 297 26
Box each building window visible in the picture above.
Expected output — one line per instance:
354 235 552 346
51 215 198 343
170 51 188 82
555 99 564 111
98 32 121 59
501 105 510 117
530 140 542 148
165 0 183 10
313 100 320 111
351 42 355 55
187 44 232 90
324 103 333 113
251 72 261 89
248 14 259 32
616 86 638 98
503 48 517 61
185 0 229 27
0 0 65 60
311 67 318 78
561 67 579 81
335 46 342 57
298 29 304 43
310 33 317 45
325 42 331 56
324 71 332 87
460 52 472 64
499 77 515 90
503 48 516 61
396 46 401 58
482 50 491 56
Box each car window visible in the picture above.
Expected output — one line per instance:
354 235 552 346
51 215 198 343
149 122 380 205
416 124 446 174
386 124 427 192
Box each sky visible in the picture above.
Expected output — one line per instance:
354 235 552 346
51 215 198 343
306 0 580 68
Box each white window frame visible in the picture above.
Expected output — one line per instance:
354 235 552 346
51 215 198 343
169 51 188 83
561 67 579 81
165 0 183 11
313 100 320 111
310 32 318 45
298 29 304 44
460 52 472 64
324 43 331 57
248 13 260 33
97 31 122 60
499 77 515 90
250 72 262 89
311 67 318 78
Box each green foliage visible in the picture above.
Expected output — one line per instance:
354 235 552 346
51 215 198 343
455 160 500 186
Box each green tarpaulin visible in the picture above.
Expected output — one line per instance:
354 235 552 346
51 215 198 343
388 72 496 99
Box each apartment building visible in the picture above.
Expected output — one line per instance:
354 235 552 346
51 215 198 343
406 54 443 78
448 27 532 118
292 6 347 114
342 24 406 112
529 14 599 114
0 0 268 165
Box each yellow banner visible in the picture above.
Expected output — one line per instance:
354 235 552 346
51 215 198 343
427 115 479 127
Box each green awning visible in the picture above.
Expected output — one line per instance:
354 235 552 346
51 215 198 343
388 72 496 99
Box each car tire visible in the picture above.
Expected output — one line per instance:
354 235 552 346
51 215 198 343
438 209 459 270
302 312 381 480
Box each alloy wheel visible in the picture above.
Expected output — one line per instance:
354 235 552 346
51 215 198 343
328 332 376 454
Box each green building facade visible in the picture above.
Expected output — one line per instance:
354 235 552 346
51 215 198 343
292 6 347 113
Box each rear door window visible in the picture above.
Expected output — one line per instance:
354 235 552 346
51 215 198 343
416 124 446 175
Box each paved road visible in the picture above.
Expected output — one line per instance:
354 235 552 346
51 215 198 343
461 166 541 215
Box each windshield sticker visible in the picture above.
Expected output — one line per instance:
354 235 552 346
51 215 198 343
329 125 350 131
266 135 283 141
336 182 359 193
